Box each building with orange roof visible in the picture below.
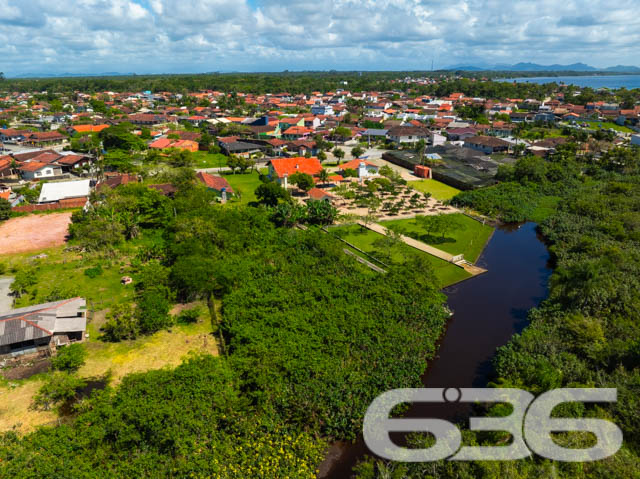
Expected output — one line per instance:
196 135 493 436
71 124 110 134
268 156 322 188
282 125 313 140
340 159 380 178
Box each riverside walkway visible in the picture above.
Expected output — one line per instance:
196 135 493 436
357 221 487 277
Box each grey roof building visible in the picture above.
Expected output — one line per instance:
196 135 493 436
0 298 87 357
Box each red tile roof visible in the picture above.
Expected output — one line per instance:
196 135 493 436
19 161 49 172
72 124 110 133
340 159 378 170
196 172 234 193
307 187 336 201
269 157 322 178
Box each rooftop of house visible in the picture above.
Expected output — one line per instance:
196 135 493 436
0 298 87 347
196 172 234 193
269 156 322 178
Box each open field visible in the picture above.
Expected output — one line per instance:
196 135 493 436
0 309 217 434
331 224 471 287
408 179 461 201
1 246 135 311
223 169 268 204
81 315 217 382
192 151 228 168
0 213 72 255
582 120 633 133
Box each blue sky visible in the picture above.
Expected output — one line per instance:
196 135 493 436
1 0 640 76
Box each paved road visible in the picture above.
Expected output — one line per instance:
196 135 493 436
0 278 14 314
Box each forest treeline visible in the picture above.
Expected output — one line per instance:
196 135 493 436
3 72 638 105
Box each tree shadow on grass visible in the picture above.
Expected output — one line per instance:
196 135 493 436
417 233 456 245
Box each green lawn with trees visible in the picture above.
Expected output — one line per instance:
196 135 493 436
222 170 266 204
330 223 471 287
382 213 494 263
192 151 228 168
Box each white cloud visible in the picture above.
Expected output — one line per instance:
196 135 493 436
0 0 639 75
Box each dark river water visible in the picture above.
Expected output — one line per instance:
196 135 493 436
319 222 553 478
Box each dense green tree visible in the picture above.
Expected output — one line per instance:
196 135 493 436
289 172 314 192
51 344 87 372
255 181 291 206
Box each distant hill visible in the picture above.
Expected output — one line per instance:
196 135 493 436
603 65 640 73
447 62 640 73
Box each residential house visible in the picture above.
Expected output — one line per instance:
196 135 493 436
307 187 336 202
509 112 534 124
268 156 323 188
22 131 67 146
362 129 388 143
0 298 87 358
631 134 640 147
19 162 64 180
71 124 110 135
0 156 17 178
310 104 334 116
386 125 429 144
490 122 516 137
196 172 234 194
446 127 477 141
282 125 313 140
464 136 510 154
0 128 28 144
221 140 265 157
340 158 379 178
534 112 556 123
97 172 139 190
38 179 90 203
55 154 93 173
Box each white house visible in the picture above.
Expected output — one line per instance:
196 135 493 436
20 162 63 181
310 104 334 116
341 159 379 178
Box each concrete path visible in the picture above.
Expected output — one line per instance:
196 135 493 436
0 277 14 314
358 222 487 277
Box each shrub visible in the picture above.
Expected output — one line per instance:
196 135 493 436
32 372 86 411
52 343 87 372
177 307 201 324
84 265 103 278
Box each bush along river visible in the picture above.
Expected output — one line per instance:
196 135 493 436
319 221 553 478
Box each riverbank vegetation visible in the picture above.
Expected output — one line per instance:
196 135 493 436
356 147 640 477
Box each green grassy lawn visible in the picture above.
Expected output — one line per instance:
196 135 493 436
583 121 633 133
1 246 135 311
192 151 228 168
381 214 494 263
331 224 471 287
408 179 461 201
222 169 267 204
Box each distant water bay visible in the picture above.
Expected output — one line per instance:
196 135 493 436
497 75 640 89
